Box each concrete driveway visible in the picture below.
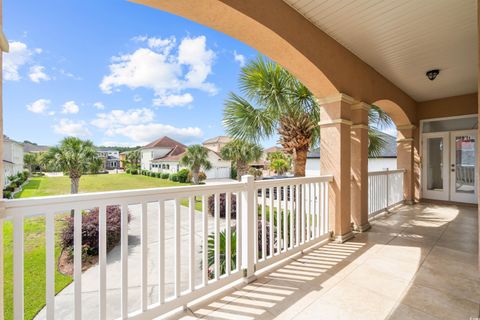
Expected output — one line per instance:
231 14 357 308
35 200 227 320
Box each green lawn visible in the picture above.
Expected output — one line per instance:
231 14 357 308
6 173 189 319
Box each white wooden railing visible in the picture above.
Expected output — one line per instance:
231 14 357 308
368 169 405 217
3 174 332 320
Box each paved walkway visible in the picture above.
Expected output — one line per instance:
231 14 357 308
35 200 222 320
176 203 479 320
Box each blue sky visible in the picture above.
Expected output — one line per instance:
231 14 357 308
3 0 282 147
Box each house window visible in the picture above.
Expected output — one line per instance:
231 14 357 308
166 164 170 169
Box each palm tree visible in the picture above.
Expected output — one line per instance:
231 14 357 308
42 137 98 194
223 56 319 177
124 150 141 170
220 140 263 180
180 145 212 184
89 157 104 174
23 152 38 173
270 158 289 175
368 105 394 157
224 56 393 176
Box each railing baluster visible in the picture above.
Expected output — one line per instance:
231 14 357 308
74 208 82 320
307 183 311 242
214 193 220 279
141 202 148 311
174 198 181 297
301 184 305 244
98 206 107 319
225 192 231 275
276 187 281 254
202 195 208 285
315 183 320 238
325 183 330 234
261 188 266 260
236 192 242 271
158 200 165 304
121 203 129 317
289 185 294 248
269 187 274 257
253 188 258 263
189 196 196 291
46 213 55 320
295 184 300 246
283 185 288 252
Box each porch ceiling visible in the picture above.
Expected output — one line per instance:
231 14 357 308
283 0 477 102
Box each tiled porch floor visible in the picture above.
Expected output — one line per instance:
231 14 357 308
174 204 479 320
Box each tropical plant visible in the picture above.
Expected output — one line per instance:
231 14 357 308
124 150 141 170
248 167 263 179
89 157 104 174
368 105 394 157
270 159 289 175
42 137 98 195
220 140 263 180
180 145 212 184
23 153 38 173
224 56 393 176
177 168 190 183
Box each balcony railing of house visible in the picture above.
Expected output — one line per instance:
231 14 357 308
3 175 333 319
368 169 406 217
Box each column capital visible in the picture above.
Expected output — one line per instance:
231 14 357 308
351 102 371 111
0 30 9 52
397 124 416 130
317 93 356 105
319 119 353 127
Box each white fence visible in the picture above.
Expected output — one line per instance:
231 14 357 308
3 175 332 320
368 169 406 217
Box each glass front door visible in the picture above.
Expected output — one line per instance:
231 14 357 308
422 130 477 203
450 130 477 203
422 132 450 201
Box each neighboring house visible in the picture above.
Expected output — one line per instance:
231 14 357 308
119 151 129 169
97 148 120 170
202 136 232 153
144 136 232 179
306 132 397 176
4 136 24 184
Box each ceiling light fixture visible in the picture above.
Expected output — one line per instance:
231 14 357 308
426 69 440 81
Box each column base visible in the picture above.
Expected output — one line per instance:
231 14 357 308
333 231 355 243
355 222 371 233
242 274 257 284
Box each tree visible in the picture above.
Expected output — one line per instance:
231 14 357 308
270 159 289 175
42 137 98 194
89 157 104 174
220 140 263 180
223 56 393 176
124 150 141 170
23 153 38 173
368 105 394 157
180 145 212 184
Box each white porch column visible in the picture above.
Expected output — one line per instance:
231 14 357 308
318 93 354 242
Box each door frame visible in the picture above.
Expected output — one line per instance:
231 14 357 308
421 132 450 201
449 129 477 204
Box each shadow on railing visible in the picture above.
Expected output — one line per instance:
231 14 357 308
368 169 406 218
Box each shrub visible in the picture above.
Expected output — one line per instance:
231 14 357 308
60 206 131 262
248 168 263 179
177 169 190 183
155 172 162 178
230 166 237 180
189 171 207 183
9 182 18 189
161 173 170 179
169 173 179 182
22 170 30 179
125 168 131 174
208 193 237 218
148 171 155 177
3 191 11 199
130 169 138 175
4 185 14 192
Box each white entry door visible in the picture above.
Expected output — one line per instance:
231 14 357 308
422 132 450 201
450 130 477 203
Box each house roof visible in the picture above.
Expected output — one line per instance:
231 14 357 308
96 147 119 152
203 136 232 145
152 144 187 162
264 146 285 154
143 136 187 149
307 132 397 159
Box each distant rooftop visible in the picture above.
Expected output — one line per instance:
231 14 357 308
203 136 232 145
143 136 187 149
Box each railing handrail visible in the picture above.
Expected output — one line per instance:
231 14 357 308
368 168 406 176
254 175 333 187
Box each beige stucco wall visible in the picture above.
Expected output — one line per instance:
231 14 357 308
417 93 477 122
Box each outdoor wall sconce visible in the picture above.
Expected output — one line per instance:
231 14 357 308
426 69 440 81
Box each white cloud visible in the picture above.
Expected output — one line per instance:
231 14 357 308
53 119 91 137
27 98 51 114
106 123 202 144
93 102 105 110
61 100 80 114
3 41 42 81
100 35 217 107
28 65 50 83
91 108 155 129
133 94 142 102
153 93 193 107
233 50 246 67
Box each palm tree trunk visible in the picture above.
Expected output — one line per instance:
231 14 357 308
293 147 308 177
236 160 249 180
192 169 200 184
71 177 80 194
